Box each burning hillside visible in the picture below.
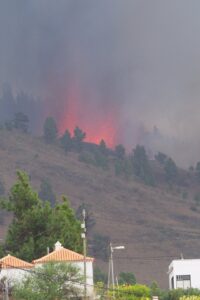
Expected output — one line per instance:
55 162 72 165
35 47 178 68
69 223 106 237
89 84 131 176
55 84 121 148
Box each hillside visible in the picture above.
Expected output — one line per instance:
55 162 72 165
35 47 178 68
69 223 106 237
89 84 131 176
0 129 200 288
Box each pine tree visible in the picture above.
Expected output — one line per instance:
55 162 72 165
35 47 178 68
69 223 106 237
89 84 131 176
164 157 178 183
73 126 86 151
14 112 29 133
115 144 125 160
0 171 82 261
43 117 58 143
60 129 72 152
132 145 155 186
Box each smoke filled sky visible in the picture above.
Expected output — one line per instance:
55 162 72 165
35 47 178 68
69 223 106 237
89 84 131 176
1 0 200 166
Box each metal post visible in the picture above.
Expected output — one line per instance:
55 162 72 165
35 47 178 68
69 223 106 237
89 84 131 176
107 244 125 298
82 209 87 300
110 244 115 297
107 255 111 289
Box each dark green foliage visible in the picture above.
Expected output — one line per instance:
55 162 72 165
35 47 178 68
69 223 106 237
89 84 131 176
14 112 29 133
115 160 124 176
79 149 108 170
123 158 133 179
43 117 58 143
74 126 86 141
0 179 5 196
13 262 82 300
115 144 126 160
164 157 178 183
76 203 96 233
99 139 107 155
1 171 82 261
155 152 167 164
150 281 161 297
118 272 136 285
92 233 110 261
39 178 56 207
132 145 155 186
60 129 72 153
94 267 107 283
196 161 200 179
73 126 86 151
159 288 200 300
0 84 45 134
94 149 108 170
115 158 132 179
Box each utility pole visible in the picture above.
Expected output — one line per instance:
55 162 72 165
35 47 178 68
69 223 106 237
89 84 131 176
110 243 115 297
107 244 125 298
107 243 115 291
81 209 87 300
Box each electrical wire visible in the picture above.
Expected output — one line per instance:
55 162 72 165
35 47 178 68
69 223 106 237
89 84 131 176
1 261 149 296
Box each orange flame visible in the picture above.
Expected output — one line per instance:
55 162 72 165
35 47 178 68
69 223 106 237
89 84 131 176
57 85 120 148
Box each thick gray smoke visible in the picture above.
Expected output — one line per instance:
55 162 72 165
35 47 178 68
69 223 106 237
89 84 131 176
0 0 200 167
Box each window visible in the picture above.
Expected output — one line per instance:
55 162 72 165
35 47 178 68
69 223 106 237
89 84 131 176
176 275 191 289
171 276 174 289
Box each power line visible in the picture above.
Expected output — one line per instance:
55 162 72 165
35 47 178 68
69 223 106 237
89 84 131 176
94 215 200 236
113 256 178 261
1 261 148 297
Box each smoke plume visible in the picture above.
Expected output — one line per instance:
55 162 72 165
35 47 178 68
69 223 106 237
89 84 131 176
1 0 200 166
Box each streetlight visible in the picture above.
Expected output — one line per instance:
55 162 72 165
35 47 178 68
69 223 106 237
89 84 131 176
107 243 125 296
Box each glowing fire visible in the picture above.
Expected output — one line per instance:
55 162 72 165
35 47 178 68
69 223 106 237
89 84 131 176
57 85 120 148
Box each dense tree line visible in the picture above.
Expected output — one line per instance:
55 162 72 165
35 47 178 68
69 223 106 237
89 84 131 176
0 84 44 133
0 171 82 261
0 109 185 187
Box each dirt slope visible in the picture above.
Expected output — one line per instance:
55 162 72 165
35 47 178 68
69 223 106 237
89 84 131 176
0 129 200 288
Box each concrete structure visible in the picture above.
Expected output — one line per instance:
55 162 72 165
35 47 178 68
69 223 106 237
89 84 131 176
33 241 94 298
168 259 200 289
0 242 94 298
0 254 33 289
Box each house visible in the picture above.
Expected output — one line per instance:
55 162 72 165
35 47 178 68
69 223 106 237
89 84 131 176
0 254 33 286
33 241 94 298
168 259 200 289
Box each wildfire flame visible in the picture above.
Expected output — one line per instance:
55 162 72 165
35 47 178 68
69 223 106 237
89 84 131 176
57 85 120 148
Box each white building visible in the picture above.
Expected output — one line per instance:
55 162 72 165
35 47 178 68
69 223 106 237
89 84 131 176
33 241 94 298
0 242 94 298
0 254 33 286
168 259 200 290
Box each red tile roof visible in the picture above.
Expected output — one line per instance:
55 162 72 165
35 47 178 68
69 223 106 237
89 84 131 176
0 254 33 269
33 247 94 264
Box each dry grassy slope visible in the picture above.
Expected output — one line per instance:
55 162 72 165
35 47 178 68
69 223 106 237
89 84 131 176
0 129 200 288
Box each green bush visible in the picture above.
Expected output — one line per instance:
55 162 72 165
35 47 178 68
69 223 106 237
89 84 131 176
113 284 151 300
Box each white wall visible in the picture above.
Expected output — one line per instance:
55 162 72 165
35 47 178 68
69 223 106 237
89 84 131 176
35 261 94 297
76 261 94 295
169 259 200 289
0 268 31 286
0 261 94 298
